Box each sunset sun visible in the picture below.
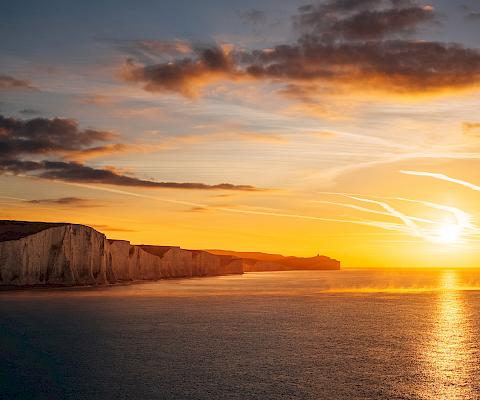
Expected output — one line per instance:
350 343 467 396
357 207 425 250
435 223 462 244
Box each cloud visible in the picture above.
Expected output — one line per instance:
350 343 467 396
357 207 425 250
112 39 193 64
462 122 480 136
0 159 260 191
27 197 102 207
0 114 117 159
312 199 434 224
187 206 209 212
242 38 480 93
0 114 169 162
293 0 435 40
0 74 38 91
313 191 480 243
342 194 421 236
64 177 473 240
68 143 133 161
122 46 238 97
400 170 480 191
121 1 480 98
0 112 287 161
0 114 261 191
394 197 476 231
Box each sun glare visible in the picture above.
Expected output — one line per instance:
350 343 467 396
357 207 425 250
435 223 462 244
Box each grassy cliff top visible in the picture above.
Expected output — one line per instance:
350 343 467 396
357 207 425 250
0 220 68 242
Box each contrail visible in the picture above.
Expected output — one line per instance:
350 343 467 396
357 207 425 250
400 170 480 191
62 182 206 208
313 191 480 242
215 206 411 233
6 179 475 239
59 181 414 233
316 191 476 229
394 198 476 230
312 200 436 225
341 195 421 237
61 181 479 238
0 195 28 201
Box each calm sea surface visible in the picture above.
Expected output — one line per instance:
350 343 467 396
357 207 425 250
1 269 480 400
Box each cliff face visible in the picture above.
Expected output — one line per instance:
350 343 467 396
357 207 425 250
0 224 111 286
0 220 340 287
0 221 244 286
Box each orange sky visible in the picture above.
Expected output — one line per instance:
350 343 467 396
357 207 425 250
1 0 480 267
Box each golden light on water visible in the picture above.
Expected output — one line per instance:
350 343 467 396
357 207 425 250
422 270 474 399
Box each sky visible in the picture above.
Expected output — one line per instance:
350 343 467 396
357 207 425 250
1 0 480 268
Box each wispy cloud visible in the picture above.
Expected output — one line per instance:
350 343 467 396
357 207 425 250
0 74 38 91
312 191 480 244
59 181 415 234
394 197 477 231
313 199 435 225
400 170 480 191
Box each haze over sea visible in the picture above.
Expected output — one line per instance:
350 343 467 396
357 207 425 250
1 269 480 400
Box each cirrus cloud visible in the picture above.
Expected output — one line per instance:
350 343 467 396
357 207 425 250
0 74 38 91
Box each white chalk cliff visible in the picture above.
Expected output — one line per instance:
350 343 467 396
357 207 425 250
0 221 243 286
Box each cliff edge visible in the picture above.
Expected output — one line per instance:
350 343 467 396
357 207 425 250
0 221 242 286
0 220 339 287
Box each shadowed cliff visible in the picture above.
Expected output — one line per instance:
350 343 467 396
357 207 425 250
207 249 340 271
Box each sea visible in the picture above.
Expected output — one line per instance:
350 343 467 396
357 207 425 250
1 269 480 400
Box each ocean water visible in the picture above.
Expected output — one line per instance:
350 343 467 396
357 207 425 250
1 269 480 400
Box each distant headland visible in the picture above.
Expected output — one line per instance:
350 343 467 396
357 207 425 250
0 220 340 288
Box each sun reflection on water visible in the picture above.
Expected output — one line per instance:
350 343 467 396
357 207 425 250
422 270 474 400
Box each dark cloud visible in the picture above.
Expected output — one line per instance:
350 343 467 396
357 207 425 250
0 114 261 191
27 197 102 207
0 159 260 191
0 75 38 91
122 46 236 97
0 114 116 159
294 0 435 40
121 1 480 97
242 39 480 92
